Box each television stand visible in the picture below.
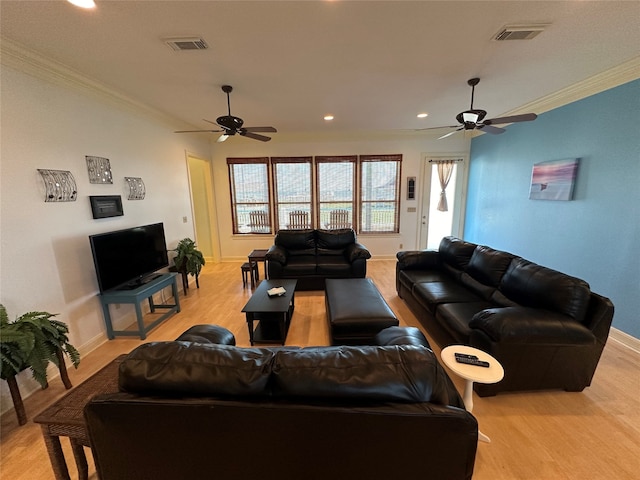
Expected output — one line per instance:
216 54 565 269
98 273 180 340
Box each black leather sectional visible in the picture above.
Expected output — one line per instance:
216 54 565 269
85 325 478 480
396 236 614 396
266 228 371 290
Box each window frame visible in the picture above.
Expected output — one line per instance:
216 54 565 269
271 157 314 230
315 155 357 231
358 154 402 234
227 157 272 234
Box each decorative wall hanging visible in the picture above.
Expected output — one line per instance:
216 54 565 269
37 169 78 202
529 158 580 201
86 156 113 184
406 177 416 200
125 177 146 200
89 195 124 219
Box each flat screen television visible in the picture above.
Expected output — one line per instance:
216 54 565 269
89 223 169 292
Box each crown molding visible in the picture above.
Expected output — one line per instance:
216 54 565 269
3 37 638 132
503 56 640 117
0 37 180 127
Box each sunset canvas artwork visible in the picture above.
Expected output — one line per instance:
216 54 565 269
529 158 580 201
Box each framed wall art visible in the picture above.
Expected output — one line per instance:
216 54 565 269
89 195 124 219
529 158 580 201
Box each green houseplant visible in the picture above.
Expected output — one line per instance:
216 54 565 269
0 304 80 424
172 238 205 278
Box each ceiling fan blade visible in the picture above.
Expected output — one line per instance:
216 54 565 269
243 126 277 133
438 128 463 140
240 131 272 142
174 129 222 133
415 125 459 132
483 113 537 125
202 118 219 126
477 124 505 135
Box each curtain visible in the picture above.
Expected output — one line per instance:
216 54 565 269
436 160 455 212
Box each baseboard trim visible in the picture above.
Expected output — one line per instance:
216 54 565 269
609 327 640 355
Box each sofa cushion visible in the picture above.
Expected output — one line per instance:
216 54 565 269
412 281 483 314
316 255 352 275
317 228 356 255
470 307 596 345
438 236 477 271
271 345 457 405
275 229 316 255
374 326 431 348
500 258 591 322
436 301 494 341
278 255 317 275
466 246 514 287
119 342 275 397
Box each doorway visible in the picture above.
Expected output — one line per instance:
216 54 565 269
186 153 220 263
418 154 469 249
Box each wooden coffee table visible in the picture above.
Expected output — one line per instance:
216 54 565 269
242 279 297 345
33 355 124 480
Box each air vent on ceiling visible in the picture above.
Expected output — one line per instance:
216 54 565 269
163 37 209 51
494 24 549 41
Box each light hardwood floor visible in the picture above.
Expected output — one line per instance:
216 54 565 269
1 260 639 479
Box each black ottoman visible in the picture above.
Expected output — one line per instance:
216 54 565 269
325 278 399 345
175 324 236 346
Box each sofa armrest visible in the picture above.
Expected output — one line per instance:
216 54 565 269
469 307 595 345
396 250 440 270
266 245 288 265
345 243 371 262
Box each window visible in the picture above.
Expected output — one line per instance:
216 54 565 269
227 158 271 234
272 157 313 230
360 155 401 233
316 156 356 230
228 154 402 234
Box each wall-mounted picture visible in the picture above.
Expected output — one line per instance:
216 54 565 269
89 195 124 219
529 158 580 201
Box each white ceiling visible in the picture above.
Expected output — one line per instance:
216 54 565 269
1 1 639 139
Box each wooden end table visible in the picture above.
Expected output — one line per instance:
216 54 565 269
33 355 124 480
441 345 504 443
247 249 269 288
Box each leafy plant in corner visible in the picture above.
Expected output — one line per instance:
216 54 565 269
1 304 80 424
172 238 206 278
0 305 80 387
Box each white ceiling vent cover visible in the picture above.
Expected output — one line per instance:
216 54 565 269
494 25 549 41
163 37 209 51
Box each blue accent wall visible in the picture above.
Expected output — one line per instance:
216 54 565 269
465 79 640 338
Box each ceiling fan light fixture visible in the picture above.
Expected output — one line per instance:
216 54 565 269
67 0 96 8
217 134 229 143
462 112 479 123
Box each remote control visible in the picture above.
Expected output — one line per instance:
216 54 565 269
455 356 490 368
454 352 478 360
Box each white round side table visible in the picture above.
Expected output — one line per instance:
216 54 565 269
441 345 504 443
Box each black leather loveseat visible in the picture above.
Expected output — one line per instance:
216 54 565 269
266 228 371 290
85 325 478 480
396 236 614 397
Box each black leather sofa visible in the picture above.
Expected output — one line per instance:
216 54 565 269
85 325 478 480
266 228 371 290
396 236 614 397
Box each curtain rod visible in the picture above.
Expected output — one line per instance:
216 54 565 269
428 158 463 163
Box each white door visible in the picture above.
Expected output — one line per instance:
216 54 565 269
418 154 468 250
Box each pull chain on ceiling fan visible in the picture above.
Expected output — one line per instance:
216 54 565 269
175 85 277 142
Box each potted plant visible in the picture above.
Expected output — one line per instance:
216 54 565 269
0 304 80 425
172 238 205 288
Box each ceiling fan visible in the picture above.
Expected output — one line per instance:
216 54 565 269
418 78 537 139
175 85 277 142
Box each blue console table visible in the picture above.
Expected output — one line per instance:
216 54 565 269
98 273 181 340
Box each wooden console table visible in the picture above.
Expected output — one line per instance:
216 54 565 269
34 355 124 480
98 273 180 340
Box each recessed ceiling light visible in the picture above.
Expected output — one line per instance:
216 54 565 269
324 115 334 121
67 0 96 8
417 113 429 118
